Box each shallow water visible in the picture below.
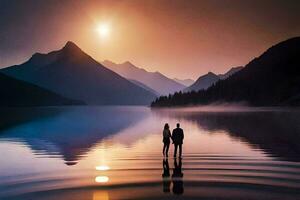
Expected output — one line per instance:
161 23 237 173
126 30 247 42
0 106 300 199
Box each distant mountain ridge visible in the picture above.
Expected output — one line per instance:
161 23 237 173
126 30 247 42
184 72 220 92
185 66 243 92
0 72 81 106
152 37 300 107
129 79 160 96
173 78 195 86
1 42 157 105
218 66 243 80
102 60 185 95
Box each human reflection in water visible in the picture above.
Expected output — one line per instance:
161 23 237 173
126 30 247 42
162 158 171 193
172 158 184 195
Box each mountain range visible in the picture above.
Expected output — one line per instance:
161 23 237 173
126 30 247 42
184 66 243 92
185 72 220 92
218 66 243 80
0 72 81 106
1 42 157 105
173 78 195 86
152 37 300 107
129 79 160 96
2 37 299 107
102 60 186 95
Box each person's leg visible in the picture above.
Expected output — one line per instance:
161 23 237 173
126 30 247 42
179 144 182 157
166 143 170 157
163 143 166 156
174 144 178 157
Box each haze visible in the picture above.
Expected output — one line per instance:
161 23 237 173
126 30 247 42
0 0 300 79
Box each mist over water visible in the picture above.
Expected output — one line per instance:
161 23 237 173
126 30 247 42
152 104 300 112
0 106 300 200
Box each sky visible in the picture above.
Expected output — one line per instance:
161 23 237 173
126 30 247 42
0 0 300 79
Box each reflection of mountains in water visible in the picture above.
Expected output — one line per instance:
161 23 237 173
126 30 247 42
0 107 149 165
154 109 300 162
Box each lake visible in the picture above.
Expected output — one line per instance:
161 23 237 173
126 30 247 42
0 106 300 200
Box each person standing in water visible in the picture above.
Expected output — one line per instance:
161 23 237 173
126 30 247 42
162 123 172 157
172 123 184 157
162 158 171 193
172 157 184 195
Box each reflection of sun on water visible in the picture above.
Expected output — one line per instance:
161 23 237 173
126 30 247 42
95 176 109 183
96 165 110 171
93 191 109 200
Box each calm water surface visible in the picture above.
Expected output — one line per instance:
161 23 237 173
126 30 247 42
0 106 300 200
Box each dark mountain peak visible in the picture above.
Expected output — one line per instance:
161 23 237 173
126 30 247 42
27 41 85 66
28 41 86 67
207 72 217 76
255 37 300 63
184 67 243 93
184 71 220 92
62 41 82 53
231 66 243 71
274 37 300 47
198 72 218 80
63 41 80 50
59 41 90 61
228 66 243 74
1 42 157 105
27 51 59 67
28 52 45 62
218 66 243 80
31 52 43 58
152 37 300 107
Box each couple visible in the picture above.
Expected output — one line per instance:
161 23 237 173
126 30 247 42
163 123 184 157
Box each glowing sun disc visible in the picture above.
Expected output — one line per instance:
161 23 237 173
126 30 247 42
96 23 110 38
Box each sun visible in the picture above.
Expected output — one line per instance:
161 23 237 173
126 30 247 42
96 23 110 38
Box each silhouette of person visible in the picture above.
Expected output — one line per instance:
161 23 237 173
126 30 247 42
172 123 184 157
172 157 184 195
162 158 171 193
162 123 171 157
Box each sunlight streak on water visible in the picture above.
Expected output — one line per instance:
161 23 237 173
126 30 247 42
95 176 109 183
93 191 109 200
96 165 110 171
